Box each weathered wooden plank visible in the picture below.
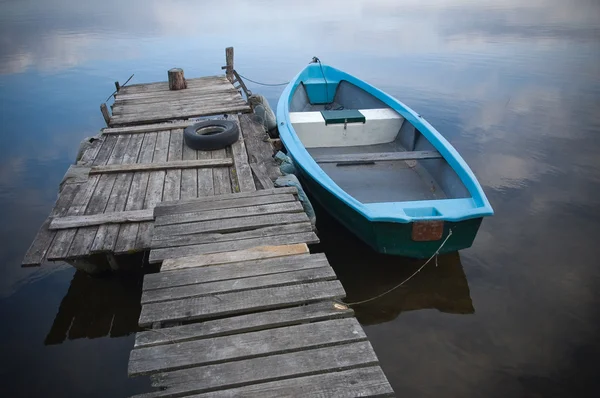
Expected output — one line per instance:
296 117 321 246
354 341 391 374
149 232 318 263
250 162 275 189
211 149 232 195
66 226 98 258
113 94 242 115
134 301 352 348
135 130 170 250
314 150 442 164
78 136 104 164
114 88 239 104
182 367 394 398
132 342 378 397
110 104 251 127
180 134 198 200
85 174 117 216
50 209 154 230
151 222 313 249
197 147 214 198
22 183 82 266
153 212 309 238
129 318 364 376
154 201 304 227
154 193 296 217
239 115 281 182
155 187 296 210
93 134 119 166
89 159 232 174
145 252 321 290
228 115 256 193
163 129 184 202
98 132 157 253
103 122 194 135
141 267 336 304
138 279 344 326
117 75 231 95
160 243 309 271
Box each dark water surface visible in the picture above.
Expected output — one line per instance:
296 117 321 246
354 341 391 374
1 0 599 396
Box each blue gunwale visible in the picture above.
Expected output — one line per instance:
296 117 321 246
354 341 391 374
276 64 494 224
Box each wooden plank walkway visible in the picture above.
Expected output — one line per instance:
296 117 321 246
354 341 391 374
127 191 393 396
110 76 251 126
22 114 273 267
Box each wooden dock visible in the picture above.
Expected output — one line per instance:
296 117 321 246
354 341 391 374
22 49 394 396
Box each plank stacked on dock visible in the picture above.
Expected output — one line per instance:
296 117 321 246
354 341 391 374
22 114 270 267
110 76 251 126
129 226 393 396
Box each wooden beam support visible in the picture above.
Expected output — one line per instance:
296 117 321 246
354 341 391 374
168 68 187 90
89 159 233 175
225 47 234 82
100 103 111 126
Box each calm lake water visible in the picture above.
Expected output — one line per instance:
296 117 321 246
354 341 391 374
1 0 599 396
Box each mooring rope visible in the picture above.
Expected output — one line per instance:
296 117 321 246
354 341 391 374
237 73 289 87
337 229 454 307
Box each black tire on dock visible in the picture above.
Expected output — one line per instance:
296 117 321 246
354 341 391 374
183 120 239 151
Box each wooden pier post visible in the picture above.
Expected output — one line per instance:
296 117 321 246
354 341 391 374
225 47 234 83
114 81 120 92
168 68 187 90
100 103 111 126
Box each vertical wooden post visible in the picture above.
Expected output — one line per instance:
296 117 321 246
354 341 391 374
168 68 187 90
225 47 234 82
114 81 120 92
100 103 110 126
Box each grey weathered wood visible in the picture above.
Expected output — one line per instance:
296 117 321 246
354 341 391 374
149 231 318 263
136 130 169 250
163 129 183 202
84 173 117 216
211 149 232 195
145 252 322 290
91 133 150 252
155 201 304 227
89 158 232 174
197 147 214 198
100 103 110 125
118 75 231 95
250 162 275 189
78 136 103 164
168 68 187 90
228 115 256 193
225 47 234 82
110 103 251 126
160 243 309 271
153 212 309 238
134 300 352 348
155 187 296 208
141 267 336 304
115 89 239 106
103 121 195 135
138 280 345 326
180 134 198 200
181 367 394 398
132 342 378 397
239 115 281 182
313 150 442 164
50 209 154 230
151 222 313 249
112 94 243 115
22 183 82 266
66 226 98 258
129 318 364 376
154 193 296 217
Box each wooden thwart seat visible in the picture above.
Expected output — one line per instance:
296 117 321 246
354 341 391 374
313 150 442 165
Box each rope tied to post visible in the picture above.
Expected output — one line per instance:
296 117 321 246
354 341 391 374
337 229 454 307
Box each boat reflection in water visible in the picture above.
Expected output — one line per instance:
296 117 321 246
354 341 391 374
311 202 474 325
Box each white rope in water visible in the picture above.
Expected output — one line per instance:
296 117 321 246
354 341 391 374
339 229 454 307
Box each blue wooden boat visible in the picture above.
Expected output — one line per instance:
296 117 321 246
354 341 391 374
276 61 494 258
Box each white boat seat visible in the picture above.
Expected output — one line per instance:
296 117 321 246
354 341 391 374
313 150 442 165
289 108 404 148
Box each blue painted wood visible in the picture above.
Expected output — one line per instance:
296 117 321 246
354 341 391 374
276 63 494 224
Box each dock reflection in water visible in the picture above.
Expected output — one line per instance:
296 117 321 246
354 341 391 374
45 267 144 345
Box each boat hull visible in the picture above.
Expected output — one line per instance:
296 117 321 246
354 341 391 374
296 165 483 258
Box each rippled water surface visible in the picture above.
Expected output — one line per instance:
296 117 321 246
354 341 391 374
1 1 599 396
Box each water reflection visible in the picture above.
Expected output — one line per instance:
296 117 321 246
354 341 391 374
312 203 474 325
45 270 144 345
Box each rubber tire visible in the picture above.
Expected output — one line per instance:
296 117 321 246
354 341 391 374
183 120 239 151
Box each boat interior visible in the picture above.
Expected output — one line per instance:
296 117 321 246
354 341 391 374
289 80 471 204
